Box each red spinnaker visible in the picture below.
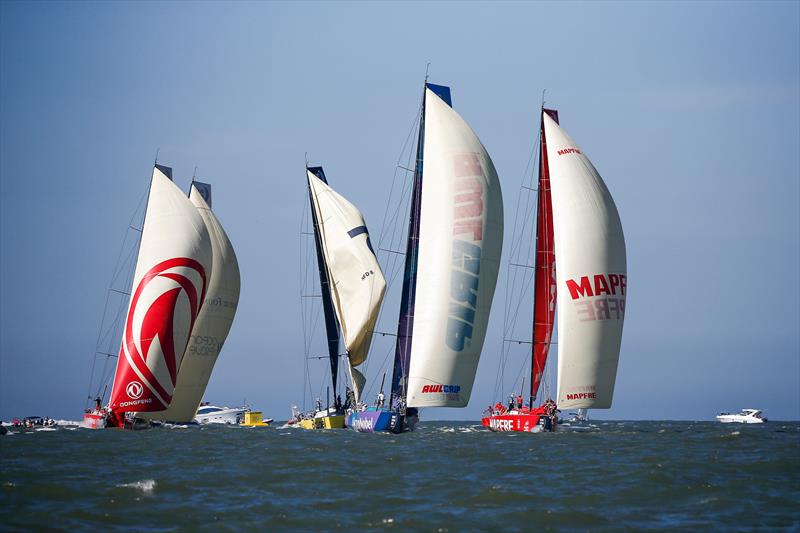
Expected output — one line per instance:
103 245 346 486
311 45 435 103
108 258 206 415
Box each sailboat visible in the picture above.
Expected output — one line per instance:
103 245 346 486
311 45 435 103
482 108 627 433
355 81 503 433
139 180 241 423
294 165 386 430
82 163 214 429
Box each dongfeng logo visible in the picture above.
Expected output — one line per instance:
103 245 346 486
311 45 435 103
126 381 144 400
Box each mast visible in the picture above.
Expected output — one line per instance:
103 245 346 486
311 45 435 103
529 108 559 407
306 166 342 402
390 83 429 406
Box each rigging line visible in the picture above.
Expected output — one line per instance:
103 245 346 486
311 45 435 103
376 95 421 249
502 165 538 330
367 86 424 395
86 166 151 407
379 161 414 261
362 339 395 401
371 166 414 354
377 83 422 249
379 248 405 255
495 110 543 402
504 127 541 330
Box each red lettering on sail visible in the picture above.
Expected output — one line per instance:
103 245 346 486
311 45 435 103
566 276 593 299
454 178 483 218
566 392 596 400
594 274 610 296
452 153 485 242
454 152 482 177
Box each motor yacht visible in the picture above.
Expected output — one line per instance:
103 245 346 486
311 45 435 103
716 408 767 424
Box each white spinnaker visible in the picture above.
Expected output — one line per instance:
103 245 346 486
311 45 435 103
110 166 212 411
544 112 627 410
307 171 386 399
143 183 240 422
406 88 504 408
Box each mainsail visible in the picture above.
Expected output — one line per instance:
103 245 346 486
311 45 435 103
543 112 627 409
306 167 386 403
393 85 504 409
108 165 212 416
530 109 559 404
143 181 240 422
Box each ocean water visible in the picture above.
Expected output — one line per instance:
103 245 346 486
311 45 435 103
1 421 798 531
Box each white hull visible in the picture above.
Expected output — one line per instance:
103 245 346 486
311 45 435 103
193 405 246 425
716 409 766 424
716 416 765 424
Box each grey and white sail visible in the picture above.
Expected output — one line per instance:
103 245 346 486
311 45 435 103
403 87 504 408
307 169 386 403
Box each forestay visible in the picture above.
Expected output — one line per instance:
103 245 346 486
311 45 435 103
406 88 504 408
544 112 627 409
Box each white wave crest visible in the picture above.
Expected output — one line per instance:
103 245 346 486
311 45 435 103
117 479 157 494
54 419 82 426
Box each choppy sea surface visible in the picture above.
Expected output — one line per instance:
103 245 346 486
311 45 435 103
1 420 798 531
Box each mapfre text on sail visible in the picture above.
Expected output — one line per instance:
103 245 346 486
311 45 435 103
566 273 626 322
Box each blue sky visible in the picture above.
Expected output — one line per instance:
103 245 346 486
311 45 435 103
1 1 798 421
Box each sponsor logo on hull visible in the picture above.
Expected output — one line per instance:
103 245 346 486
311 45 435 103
351 416 376 432
484 415 541 432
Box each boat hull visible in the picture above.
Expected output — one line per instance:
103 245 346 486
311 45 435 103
388 411 419 433
716 416 766 424
81 413 107 429
81 412 151 430
298 415 345 430
346 409 393 433
194 407 246 425
481 414 555 433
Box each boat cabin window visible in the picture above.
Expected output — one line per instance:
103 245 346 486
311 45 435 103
197 407 222 415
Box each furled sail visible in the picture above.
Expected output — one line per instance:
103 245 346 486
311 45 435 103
404 87 504 408
108 165 212 414
544 112 627 409
142 181 240 422
307 167 386 402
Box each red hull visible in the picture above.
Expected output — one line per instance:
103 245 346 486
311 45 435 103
482 413 554 433
82 412 107 429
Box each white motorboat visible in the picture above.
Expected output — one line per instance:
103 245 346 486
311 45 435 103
193 403 247 425
716 408 767 424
